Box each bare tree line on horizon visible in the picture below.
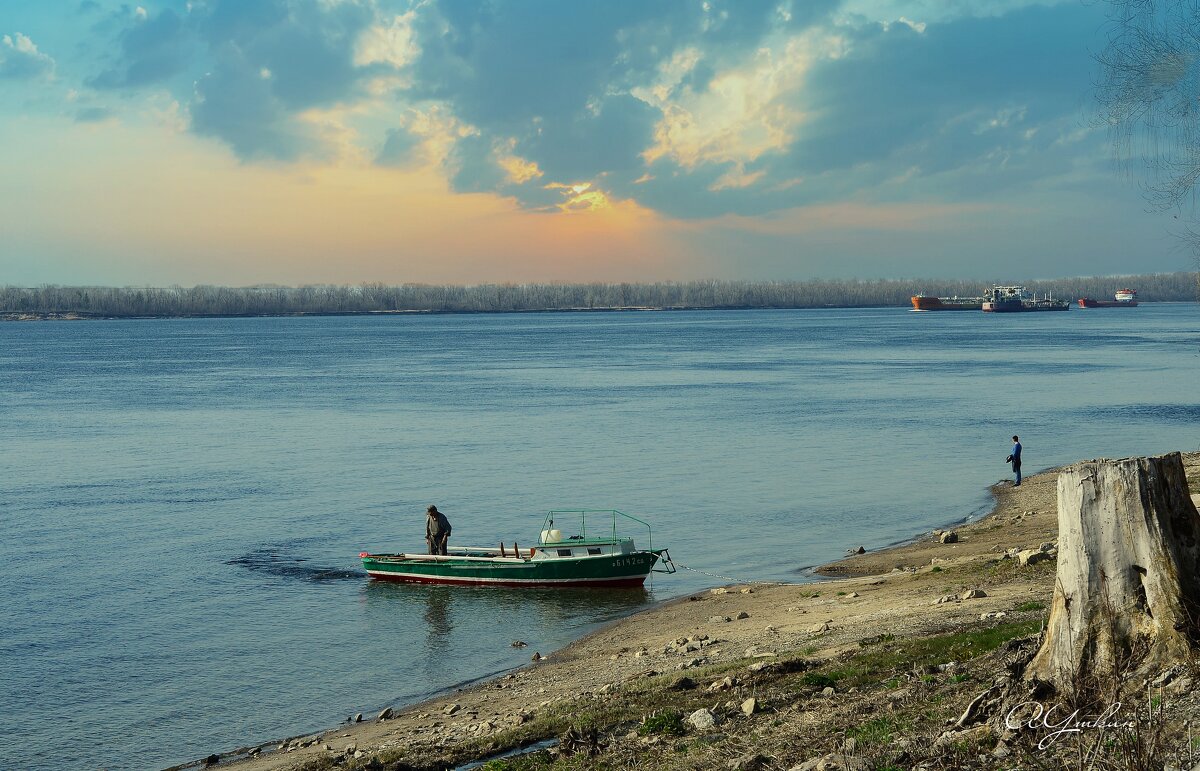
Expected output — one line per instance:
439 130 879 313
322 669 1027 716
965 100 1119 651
1 272 1196 317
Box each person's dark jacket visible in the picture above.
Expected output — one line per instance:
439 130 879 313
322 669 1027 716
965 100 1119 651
426 512 451 542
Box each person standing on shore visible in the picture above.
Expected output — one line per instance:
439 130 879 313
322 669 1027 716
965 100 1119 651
1006 435 1022 486
426 505 452 555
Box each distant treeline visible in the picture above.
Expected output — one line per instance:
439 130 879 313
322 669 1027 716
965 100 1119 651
1 272 1196 317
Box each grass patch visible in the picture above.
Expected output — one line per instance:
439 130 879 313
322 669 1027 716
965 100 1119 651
847 716 909 746
480 751 554 770
1013 600 1046 612
638 709 686 736
800 672 839 689
858 633 896 647
930 566 943 573
982 555 1057 580
792 619 1042 690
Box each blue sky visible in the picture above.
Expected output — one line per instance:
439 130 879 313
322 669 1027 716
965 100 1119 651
0 0 1188 285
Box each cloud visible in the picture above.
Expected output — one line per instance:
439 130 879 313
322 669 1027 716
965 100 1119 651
396 1 840 212
90 8 191 89
614 1 1108 218
386 0 1109 219
1 32 55 80
70 0 1112 220
86 0 397 160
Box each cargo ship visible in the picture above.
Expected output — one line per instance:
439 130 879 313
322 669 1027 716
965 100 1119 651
910 293 985 311
1078 289 1138 308
981 285 1070 313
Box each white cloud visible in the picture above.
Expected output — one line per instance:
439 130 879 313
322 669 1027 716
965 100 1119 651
636 31 838 170
0 32 55 80
354 11 419 70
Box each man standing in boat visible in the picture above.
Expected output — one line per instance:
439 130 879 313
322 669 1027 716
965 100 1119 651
1006 436 1022 486
426 505 452 555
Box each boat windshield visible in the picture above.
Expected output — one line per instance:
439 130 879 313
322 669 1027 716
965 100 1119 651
539 509 654 552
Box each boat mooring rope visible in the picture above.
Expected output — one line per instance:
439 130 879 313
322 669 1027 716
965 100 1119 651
666 559 792 587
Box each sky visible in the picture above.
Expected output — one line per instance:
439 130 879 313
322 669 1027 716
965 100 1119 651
0 0 1190 285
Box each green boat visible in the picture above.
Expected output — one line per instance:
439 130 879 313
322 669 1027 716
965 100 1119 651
361 510 674 588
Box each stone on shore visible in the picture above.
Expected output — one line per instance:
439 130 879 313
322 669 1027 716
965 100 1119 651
741 697 758 715
1016 549 1050 566
687 708 717 730
939 530 959 544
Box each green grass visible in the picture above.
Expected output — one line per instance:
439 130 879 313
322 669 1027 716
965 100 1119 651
1013 600 1046 612
858 633 896 647
847 717 910 745
799 672 839 689
930 566 943 573
792 619 1042 690
639 709 686 736
480 751 554 771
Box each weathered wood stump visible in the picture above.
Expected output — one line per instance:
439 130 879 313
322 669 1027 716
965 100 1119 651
1027 452 1200 690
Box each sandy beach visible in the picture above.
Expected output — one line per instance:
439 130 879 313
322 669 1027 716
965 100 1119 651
202 452 1200 771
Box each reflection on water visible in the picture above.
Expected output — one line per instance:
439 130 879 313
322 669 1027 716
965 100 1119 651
363 581 652 631
358 582 652 692
422 586 452 649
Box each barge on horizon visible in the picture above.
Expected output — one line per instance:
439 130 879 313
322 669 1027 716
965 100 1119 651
910 293 985 311
1078 289 1138 308
981 285 1070 312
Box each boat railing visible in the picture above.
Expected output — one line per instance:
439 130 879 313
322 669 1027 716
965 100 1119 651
541 509 654 554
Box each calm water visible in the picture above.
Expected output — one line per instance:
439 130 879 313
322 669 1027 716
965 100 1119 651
2 306 1197 770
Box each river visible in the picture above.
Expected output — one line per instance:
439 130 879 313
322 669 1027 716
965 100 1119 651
1 305 1196 769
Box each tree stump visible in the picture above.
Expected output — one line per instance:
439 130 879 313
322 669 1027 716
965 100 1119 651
1026 452 1200 690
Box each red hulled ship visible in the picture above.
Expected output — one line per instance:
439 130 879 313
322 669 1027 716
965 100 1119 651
1078 289 1138 308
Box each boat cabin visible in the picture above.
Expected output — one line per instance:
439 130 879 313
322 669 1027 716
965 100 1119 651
537 537 637 559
